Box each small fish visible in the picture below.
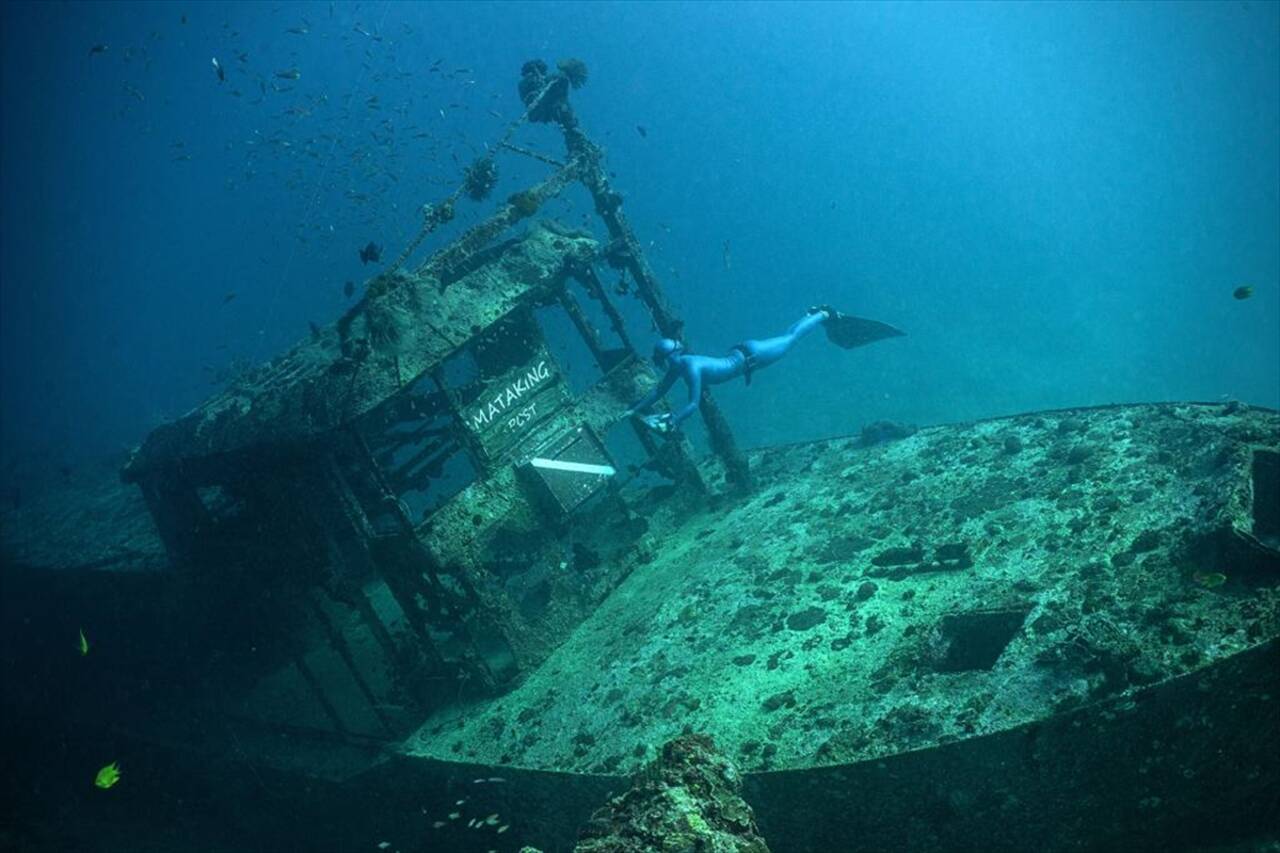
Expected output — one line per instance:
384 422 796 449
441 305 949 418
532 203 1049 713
344 280 355 298
454 799 466 805
223 292 237 304
722 240 731 271
95 761 121 789
447 812 460 820
497 825 509 834
275 68 302 81
484 814 499 825
286 26 310 35
636 125 647 138
1233 285 1254 300
376 844 390 851
89 44 109 56
431 821 446 829
212 56 225 83
359 241 382 265
78 628 89 656
1193 571 1227 588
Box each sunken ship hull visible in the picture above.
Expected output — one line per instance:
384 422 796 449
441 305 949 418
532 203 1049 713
3 60 1278 853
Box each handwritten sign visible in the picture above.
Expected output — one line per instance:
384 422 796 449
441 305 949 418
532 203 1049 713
460 352 568 463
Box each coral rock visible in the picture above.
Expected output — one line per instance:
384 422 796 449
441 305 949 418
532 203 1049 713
574 734 771 852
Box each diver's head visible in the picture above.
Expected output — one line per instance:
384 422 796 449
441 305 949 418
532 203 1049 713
652 338 684 368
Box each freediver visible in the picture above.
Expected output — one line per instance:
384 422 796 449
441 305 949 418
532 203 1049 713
627 306 905 434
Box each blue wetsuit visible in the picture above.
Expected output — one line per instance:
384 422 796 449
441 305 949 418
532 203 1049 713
630 310 828 429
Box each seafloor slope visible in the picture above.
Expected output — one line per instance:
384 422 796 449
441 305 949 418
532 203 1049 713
405 402 1279 776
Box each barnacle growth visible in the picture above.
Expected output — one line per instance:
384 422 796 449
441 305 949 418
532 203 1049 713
508 190 540 219
463 156 499 201
557 57 589 89
365 306 402 353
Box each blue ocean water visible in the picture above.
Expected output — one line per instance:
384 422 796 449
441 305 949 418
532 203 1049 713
2 0 1276 480
2 6 1279 851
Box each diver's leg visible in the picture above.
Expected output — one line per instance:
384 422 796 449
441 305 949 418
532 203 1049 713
740 310 829 370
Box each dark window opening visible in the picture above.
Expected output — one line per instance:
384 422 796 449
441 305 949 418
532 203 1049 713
360 374 476 523
534 302 602 395
926 608 1030 673
472 313 545 380
331 442 404 538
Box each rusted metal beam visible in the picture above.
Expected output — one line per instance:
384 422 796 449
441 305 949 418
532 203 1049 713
572 264 636 353
552 119 751 491
418 160 580 282
557 288 611 366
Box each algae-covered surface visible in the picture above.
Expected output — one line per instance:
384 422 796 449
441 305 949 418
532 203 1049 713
405 402 1280 775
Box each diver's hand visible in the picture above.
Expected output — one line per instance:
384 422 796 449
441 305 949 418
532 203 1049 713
642 413 675 434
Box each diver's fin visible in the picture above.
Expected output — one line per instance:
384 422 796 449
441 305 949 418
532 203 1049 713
824 312 906 349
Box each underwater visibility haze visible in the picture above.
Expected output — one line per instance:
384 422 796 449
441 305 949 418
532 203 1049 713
1 2 1278 852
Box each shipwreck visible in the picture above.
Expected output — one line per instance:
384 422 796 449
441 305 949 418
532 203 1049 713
2 60 1278 853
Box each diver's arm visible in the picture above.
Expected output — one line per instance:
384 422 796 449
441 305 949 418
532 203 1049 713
669 368 703 425
627 367 680 416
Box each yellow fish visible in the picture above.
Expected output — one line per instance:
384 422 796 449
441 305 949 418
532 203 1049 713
78 628 89 656
1193 571 1227 588
95 761 121 789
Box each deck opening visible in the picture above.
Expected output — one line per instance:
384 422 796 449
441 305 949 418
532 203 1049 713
928 608 1030 672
